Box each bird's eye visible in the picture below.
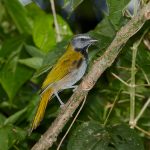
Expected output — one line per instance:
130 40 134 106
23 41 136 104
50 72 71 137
80 38 85 41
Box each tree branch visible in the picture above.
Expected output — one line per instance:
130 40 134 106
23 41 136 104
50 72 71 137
31 2 150 150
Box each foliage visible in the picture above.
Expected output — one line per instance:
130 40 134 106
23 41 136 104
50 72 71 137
68 122 144 150
0 0 150 149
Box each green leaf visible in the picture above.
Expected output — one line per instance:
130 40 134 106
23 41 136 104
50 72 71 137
0 62 33 100
25 45 45 58
33 14 56 52
0 125 26 150
88 17 115 59
32 11 72 53
0 36 25 58
3 0 32 34
68 122 144 150
107 0 130 29
68 122 109 150
0 37 33 100
109 124 144 150
93 17 116 38
57 15 73 36
64 0 84 12
19 57 43 69
4 108 27 125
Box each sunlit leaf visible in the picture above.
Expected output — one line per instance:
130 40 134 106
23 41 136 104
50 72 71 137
57 15 73 36
32 10 72 52
33 14 56 52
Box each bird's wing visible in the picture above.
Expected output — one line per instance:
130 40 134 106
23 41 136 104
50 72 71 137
41 50 83 92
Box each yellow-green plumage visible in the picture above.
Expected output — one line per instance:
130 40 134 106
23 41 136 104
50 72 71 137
31 44 83 131
31 88 53 131
42 44 83 89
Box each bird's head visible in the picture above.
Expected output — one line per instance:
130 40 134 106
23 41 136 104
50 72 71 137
71 34 97 59
71 34 97 51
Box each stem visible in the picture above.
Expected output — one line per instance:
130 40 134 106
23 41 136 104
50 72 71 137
129 28 149 127
129 43 137 127
50 0 62 42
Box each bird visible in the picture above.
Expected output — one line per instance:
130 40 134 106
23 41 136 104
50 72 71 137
31 34 97 132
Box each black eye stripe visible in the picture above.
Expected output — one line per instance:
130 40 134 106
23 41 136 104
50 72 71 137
79 37 91 41
80 38 85 41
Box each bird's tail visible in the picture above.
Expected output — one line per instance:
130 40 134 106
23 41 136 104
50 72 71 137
30 88 53 132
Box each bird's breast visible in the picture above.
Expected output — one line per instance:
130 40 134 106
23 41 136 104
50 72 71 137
54 59 87 90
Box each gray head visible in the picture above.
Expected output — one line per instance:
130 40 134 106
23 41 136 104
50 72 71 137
71 34 97 52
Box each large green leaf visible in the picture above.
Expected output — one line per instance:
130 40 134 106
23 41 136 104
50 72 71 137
68 122 144 150
0 37 33 100
3 0 32 34
107 0 130 29
33 14 56 52
33 12 72 52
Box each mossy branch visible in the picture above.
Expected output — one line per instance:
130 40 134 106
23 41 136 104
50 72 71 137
32 3 150 150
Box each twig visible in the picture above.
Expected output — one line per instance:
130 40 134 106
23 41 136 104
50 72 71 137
140 67 150 85
111 72 129 86
31 3 150 150
57 95 87 150
135 125 150 137
50 0 62 42
103 90 121 126
122 91 145 98
134 97 150 124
